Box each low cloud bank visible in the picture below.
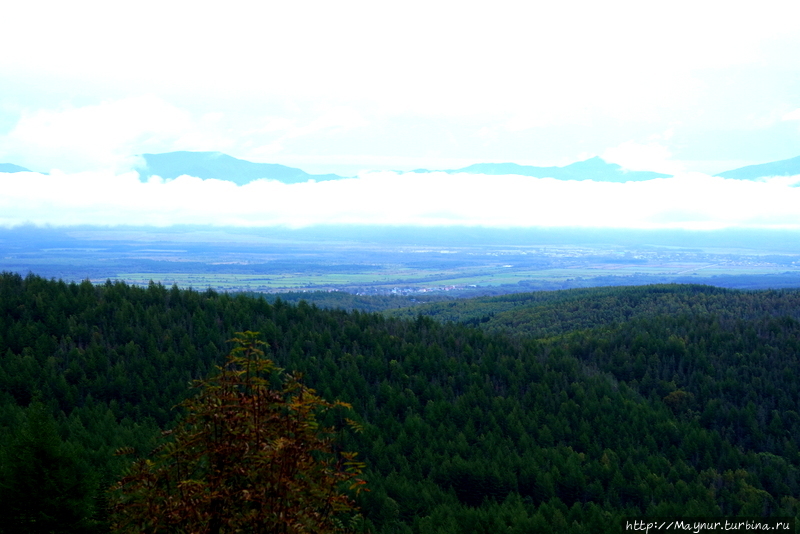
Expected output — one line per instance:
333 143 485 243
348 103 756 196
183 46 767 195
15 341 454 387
2 170 800 230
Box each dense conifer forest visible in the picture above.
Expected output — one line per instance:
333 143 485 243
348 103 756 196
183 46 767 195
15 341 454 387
1 272 799 532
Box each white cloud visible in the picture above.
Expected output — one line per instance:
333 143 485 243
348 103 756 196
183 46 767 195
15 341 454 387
0 98 373 173
2 169 800 230
1 96 195 172
3 1 796 122
784 109 800 124
602 141 685 175
291 108 369 137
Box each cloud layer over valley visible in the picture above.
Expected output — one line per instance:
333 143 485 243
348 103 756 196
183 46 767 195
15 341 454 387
2 2 798 235
3 169 800 230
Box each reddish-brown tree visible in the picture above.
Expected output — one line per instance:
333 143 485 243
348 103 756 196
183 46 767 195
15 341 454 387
110 331 367 534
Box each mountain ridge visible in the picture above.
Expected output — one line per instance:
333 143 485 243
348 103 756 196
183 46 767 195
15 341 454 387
716 154 800 179
5 152 800 183
0 163 33 173
135 151 348 184
412 156 672 182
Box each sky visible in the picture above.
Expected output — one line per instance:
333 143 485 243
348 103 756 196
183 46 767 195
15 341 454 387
1 0 800 229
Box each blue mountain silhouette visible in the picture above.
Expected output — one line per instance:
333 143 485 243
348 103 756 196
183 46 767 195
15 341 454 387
410 157 671 182
0 163 32 173
716 155 800 179
135 151 347 185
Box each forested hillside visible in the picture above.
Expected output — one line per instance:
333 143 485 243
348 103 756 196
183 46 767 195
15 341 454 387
255 290 456 313
1 273 799 533
390 284 800 337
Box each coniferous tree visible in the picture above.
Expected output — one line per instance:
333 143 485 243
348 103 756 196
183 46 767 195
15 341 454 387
0 401 98 534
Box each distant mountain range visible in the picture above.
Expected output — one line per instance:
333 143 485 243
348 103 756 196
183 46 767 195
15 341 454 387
0 163 32 173
411 156 670 182
715 154 800 179
3 152 800 184
135 151 347 185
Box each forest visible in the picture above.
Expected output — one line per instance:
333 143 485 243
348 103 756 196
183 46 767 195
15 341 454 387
0 272 799 532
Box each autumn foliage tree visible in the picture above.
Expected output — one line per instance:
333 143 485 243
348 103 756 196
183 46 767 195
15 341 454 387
109 331 367 534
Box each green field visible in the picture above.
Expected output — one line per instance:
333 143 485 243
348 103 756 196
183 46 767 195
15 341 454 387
110 260 800 293
5 226 800 294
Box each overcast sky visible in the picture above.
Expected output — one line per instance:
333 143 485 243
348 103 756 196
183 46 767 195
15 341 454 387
1 1 799 229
